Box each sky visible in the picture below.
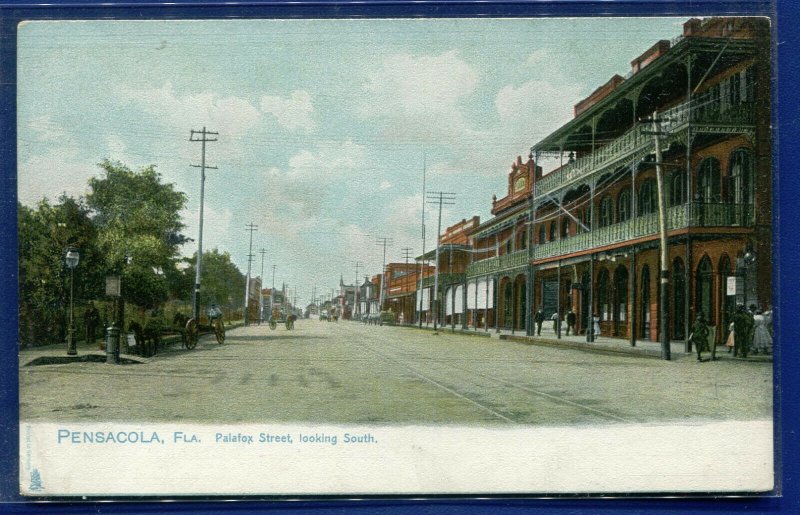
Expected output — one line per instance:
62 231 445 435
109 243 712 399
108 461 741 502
17 17 686 306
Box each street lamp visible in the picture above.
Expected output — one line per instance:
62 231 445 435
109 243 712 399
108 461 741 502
65 247 80 356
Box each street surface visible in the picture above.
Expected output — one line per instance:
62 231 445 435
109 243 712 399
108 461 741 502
19 320 773 425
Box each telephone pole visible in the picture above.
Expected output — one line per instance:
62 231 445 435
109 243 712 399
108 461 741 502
272 265 277 290
402 247 413 325
354 261 363 319
417 150 427 326
375 237 394 313
244 223 258 326
643 111 671 360
189 127 218 320
427 191 456 333
259 248 267 324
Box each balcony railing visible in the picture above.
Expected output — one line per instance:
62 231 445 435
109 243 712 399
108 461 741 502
419 273 466 289
535 91 756 198
532 202 753 260
466 250 528 278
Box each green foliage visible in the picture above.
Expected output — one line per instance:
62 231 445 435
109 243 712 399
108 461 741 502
183 249 246 310
18 196 102 345
86 160 188 308
87 160 187 265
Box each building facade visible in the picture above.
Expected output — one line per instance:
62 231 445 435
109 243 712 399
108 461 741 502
416 216 480 328
525 17 771 346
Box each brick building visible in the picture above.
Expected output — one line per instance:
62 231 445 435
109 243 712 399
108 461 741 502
524 17 771 347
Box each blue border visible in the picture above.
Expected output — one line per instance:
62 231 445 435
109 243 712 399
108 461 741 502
1 0 795 513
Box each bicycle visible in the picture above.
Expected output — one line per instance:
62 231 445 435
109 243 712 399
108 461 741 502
269 318 277 330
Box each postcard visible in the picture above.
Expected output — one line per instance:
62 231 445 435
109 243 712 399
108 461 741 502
16 16 775 496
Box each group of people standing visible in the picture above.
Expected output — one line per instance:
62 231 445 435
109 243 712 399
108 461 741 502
692 304 773 361
533 307 580 337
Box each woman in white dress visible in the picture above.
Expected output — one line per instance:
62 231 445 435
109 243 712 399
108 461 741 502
751 310 772 354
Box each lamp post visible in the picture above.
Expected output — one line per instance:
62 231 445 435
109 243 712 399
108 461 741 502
65 247 80 356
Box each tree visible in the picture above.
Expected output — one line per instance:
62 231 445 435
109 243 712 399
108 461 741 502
18 195 101 345
86 160 188 311
183 249 246 313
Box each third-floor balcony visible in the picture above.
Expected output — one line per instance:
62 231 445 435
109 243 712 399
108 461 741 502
532 202 753 261
534 90 756 198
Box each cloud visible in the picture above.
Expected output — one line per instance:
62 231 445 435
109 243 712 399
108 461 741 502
259 90 316 132
118 81 262 139
286 139 368 181
359 50 483 142
17 147 96 205
180 203 234 257
496 79 582 144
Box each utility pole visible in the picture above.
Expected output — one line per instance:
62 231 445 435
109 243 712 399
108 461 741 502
354 261 363 319
427 191 456 333
643 111 671 360
244 223 258 326
418 150 427 326
189 127 218 321
259 248 267 324
402 247 413 325
375 237 394 314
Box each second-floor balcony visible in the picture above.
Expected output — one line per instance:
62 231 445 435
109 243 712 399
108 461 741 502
534 90 756 198
419 273 466 289
466 250 528 278
532 202 753 261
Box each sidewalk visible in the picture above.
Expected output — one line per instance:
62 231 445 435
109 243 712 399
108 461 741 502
407 322 772 362
19 321 246 367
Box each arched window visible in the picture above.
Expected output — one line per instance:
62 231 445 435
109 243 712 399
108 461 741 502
673 258 686 339
669 170 687 206
697 158 721 203
728 148 753 206
520 228 528 250
599 196 614 227
538 225 545 244
561 217 570 238
549 221 557 241
638 179 656 215
505 238 512 254
613 265 628 324
597 268 610 321
618 188 632 222
696 256 714 325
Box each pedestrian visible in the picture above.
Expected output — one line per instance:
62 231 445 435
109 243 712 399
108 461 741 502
83 301 100 347
690 314 710 361
725 321 735 353
751 309 772 355
534 307 544 336
733 305 754 358
551 311 559 333
566 308 576 336
592 313 601 339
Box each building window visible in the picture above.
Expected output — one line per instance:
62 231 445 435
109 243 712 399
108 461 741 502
538 225 545 244
638 179 656 215
697 158 721 203
597 268 609 321
505 238 512 254
561 217 570 238
618 188 632 222
696 256 714 325
669 170 687 206
599 196 613 227
728 148 753 206
549 221 557 241
520 228 528 250
614 266 628 323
